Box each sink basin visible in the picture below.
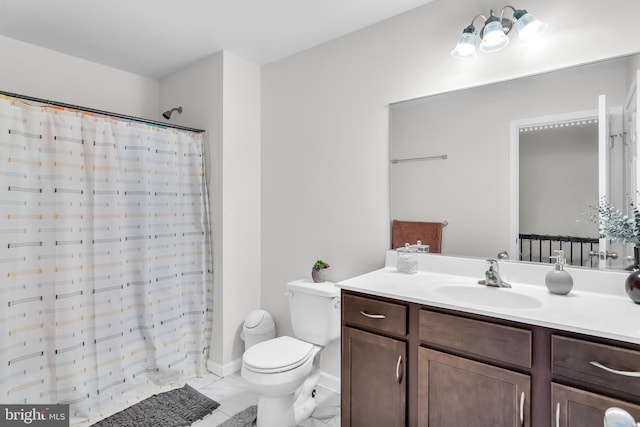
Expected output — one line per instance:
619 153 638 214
434 285 542 309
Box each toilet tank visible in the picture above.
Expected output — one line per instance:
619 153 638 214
287 279 340 346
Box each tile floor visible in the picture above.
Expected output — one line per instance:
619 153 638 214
187 372 341 427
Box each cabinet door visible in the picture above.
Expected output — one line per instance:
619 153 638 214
418 347 530 427
551 383 640 426
342 326 406 427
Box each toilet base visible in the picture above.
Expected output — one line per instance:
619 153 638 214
254 372 320 427
256 394 296 427
243 341 325 427
255 392 318 427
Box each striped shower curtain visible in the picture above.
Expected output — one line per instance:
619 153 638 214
0 97 213 425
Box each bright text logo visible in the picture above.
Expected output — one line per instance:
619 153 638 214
1 405 68 426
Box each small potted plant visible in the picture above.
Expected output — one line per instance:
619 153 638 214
312 260 330 283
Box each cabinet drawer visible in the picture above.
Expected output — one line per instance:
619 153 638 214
552 335 640 397
419 310 531 368
342 294 407 336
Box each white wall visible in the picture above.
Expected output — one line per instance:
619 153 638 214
218 52 261 369
160 51 261 375
519 124 598 237
0 35 159 118
261 0 640 378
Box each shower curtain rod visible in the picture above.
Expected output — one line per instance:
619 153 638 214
0 89 205 134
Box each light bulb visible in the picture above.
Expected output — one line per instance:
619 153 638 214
513 10 547 43
480 19 509 52
451 30 477 59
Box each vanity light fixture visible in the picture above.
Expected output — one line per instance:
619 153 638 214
451 5 547 59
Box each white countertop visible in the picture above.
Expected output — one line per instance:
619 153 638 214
337 251 640 345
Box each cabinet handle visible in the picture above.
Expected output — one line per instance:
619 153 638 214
360 310 386 319
590 361 640 377
396 355 403 384
555 402 560 427
519 392 525 427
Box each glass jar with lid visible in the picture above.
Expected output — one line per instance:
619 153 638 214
396 243 418 274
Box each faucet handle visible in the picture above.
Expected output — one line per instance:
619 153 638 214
481 259 511 288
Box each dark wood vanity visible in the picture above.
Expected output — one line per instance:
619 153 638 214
341 289 640 426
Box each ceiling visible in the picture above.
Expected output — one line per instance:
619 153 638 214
0 0 434 80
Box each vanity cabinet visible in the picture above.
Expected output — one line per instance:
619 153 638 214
551 383 640 426
341 289 640 427
552 335 640 397
341 293 407 427
551 335 640 426
418 310 532 369
418 310 531 426
418 348 530 426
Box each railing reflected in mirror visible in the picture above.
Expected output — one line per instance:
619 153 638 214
518 233 599 268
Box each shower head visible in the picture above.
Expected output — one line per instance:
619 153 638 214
162 106 183 120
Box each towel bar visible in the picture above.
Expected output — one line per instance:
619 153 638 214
391 154 447 164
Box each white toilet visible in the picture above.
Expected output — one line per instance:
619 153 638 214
241 279 341 427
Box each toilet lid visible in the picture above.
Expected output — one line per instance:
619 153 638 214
243 336 314 374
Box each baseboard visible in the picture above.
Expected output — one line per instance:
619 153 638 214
206 358 242 377
317 371 340 394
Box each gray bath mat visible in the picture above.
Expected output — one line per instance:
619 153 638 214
217 405 257 427
94 383 220 427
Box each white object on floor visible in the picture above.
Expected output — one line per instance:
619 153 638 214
604 407 640 427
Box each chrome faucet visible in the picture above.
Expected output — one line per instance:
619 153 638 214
478 259 511 288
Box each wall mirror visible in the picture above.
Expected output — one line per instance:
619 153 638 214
390 53 640 270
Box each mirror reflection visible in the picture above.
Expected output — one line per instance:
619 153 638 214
390 53 640 270
515 113 600 268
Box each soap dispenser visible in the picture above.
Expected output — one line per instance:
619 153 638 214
545 250 573 295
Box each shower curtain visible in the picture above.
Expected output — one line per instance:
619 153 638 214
0 97 213 425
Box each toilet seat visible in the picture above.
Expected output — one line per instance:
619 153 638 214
243 336 314 374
